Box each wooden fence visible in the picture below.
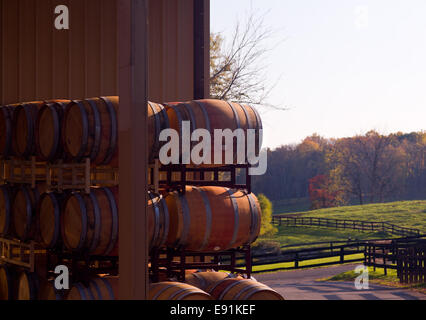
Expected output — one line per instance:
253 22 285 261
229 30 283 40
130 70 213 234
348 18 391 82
364 238 426 284
272 216 421 237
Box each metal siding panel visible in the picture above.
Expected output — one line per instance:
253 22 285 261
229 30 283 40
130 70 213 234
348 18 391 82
2 0 19 104
85 0 101 98
36 0 53 100
19 0 37 102
69 0 86 99
101 0 118 95
52 0 70 99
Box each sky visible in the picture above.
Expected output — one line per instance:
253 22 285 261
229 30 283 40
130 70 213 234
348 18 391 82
210 0 426 149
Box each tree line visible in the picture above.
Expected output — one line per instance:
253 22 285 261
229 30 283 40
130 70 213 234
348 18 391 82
252 131 426 209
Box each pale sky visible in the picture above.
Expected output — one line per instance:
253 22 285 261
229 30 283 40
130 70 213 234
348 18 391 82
211 0 426 149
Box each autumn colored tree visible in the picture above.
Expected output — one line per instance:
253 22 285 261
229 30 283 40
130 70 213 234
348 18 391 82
308 175 341 209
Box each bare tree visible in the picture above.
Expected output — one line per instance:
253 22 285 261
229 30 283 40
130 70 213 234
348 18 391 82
210 12 284 110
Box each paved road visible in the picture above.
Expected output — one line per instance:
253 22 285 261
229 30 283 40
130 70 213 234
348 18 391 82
256 264 426 300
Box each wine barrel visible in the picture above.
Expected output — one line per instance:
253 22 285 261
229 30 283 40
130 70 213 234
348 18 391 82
61 187 119 256
165 186 262 252
207 279 284 300
148 191 169 250
149 282 212 300
166 99 263 165
0 104 17 157
12 185 42 241
38 279 63 300
62 96 119 167
148 102 170 163
66 283 95 300
0 185 15 237
12 101 44 158
17 271 39 300
35 100 71 161
37 192 65 249
186 272 243 291
88 277 118 300
0 265 15 300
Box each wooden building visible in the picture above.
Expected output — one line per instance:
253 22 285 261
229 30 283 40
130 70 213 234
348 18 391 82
0 0 210 299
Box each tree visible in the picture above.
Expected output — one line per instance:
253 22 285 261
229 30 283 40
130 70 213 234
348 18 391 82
308 175 342 210
257 194 277 237
210 12 283 109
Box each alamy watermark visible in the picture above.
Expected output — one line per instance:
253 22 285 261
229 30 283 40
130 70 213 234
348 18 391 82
354 265 369 290
158 121 267 176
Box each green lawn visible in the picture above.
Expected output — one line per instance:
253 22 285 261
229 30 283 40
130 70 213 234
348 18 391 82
277 200 426 232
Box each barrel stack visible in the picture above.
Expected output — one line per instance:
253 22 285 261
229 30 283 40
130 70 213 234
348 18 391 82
0 97 283 300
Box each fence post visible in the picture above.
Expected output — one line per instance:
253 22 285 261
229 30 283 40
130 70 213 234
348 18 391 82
383 246 387 276
295 253 299 269
340 247 344 264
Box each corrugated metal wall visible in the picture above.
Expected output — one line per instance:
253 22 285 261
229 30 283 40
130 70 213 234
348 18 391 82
0 0 206 105
0 0 118 105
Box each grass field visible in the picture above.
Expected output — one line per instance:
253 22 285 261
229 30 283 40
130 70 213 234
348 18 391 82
258 200 426 248
277 200 426 232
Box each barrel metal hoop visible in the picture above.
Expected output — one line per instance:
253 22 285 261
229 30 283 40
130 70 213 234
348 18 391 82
88 191 102 254
102 188 119 256
226 188 240 249
85 99 102 162
148 192 161 248
248 104 263 152
100 97 118 165
159 196 170 248
218 280 244 300
21 187 33 241
0 107 13 155
99 278 115 300
47 193 61 248
238 103 253 130
193 187 212 251
226 101 241 130
246 193 260 244
74 193 88 252
65 101 89 160
168 288 194 300
0 186 11 235
159 103 170 130
192 101 211 133
151 284 175 300
89 280 102 300
177 191 191 248
233 283 260 300
175 289 204 300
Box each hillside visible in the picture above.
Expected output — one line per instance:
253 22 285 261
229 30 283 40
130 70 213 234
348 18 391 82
278 200 426 232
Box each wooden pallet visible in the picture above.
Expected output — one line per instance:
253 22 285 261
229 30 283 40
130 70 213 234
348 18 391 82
0 157 47 188
0 237 38 272
47 159 119 194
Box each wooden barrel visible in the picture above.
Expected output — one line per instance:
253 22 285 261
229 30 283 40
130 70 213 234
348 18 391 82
38 279 63 300
62 96 119 167
149 282 212 300
0 265 15 300
165 186 262 252
148 191 169 250
12 185 42 241
88 277 118 300
66 283 95 300
37 192 65 249
148 102 170 163
0 104 17 157
186 272 243 291
166 99 263 165
61 187 119 256
12 101 44 158
35 100 70 161
17 271 39 300
0 185 15 237
207 279 284 300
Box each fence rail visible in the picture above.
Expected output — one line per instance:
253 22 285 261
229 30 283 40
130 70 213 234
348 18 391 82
272 216 421 237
